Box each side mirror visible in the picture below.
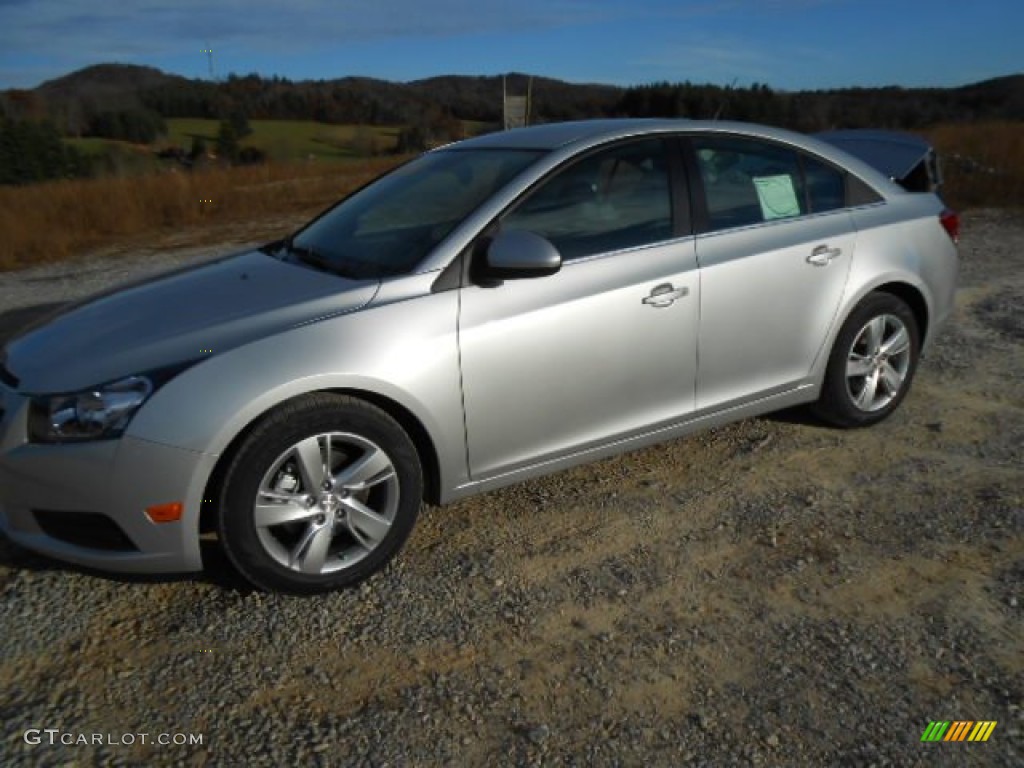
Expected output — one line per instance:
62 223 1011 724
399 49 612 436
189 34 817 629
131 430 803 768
482 230 562 280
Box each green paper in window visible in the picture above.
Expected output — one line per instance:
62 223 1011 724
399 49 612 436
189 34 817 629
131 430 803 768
753 175 800 220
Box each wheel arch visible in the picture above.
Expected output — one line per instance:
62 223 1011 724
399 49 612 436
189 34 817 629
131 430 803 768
872 281 929 343
812 281 928 428
813 276 931 390
199 388 444 535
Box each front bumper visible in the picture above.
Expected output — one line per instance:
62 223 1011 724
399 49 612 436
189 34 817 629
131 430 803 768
0 383 212 574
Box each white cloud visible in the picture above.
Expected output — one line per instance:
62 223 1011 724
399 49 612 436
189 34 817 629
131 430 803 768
0 1 629 52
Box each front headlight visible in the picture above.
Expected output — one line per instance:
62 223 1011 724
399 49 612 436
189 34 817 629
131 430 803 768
29 375 154 443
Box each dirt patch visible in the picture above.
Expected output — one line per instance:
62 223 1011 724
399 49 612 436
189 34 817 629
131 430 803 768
975 288 1024 341
0 209 1021 766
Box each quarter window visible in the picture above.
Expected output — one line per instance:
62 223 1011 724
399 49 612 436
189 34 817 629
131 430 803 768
802 154 846 214
502 139 673 261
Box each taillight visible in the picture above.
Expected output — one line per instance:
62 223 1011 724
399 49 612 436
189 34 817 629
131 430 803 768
940 208 960 244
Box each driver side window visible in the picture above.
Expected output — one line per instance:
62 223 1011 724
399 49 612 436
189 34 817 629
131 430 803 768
502 139 673 261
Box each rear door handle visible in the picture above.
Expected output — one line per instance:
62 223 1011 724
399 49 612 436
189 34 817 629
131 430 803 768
642 283 689 308
807 244 842 267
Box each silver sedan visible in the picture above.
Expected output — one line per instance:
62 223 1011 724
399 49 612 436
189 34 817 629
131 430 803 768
0 119 959 593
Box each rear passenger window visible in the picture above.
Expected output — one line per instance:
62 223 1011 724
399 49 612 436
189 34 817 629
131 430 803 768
693 137 806 231
693 138 852 232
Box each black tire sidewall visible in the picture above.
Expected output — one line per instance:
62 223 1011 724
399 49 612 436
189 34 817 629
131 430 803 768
217 395 422 594
816 293 921 428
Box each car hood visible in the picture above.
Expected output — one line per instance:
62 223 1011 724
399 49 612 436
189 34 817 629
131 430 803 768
3 249 379 393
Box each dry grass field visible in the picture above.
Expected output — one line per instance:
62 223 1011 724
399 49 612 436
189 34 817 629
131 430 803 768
0 157 402 270
926 122 1024 210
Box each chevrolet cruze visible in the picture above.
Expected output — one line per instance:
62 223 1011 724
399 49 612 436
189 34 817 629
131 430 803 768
0 120 959 593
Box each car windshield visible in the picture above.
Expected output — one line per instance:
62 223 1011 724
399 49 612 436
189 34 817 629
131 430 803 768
284 148 543 279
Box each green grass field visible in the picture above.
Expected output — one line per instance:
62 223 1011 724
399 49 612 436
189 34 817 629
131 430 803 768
64 118 494 165
164 118 402 161
65 136 125 156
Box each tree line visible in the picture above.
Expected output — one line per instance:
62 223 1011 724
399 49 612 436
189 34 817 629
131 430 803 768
4 66 1020 133
1 65 1020 185
132 72 1022 129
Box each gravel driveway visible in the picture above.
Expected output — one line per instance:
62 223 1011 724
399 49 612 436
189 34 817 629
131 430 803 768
1 210 1021 767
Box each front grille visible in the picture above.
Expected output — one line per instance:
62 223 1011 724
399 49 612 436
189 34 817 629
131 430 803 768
33 510 139 552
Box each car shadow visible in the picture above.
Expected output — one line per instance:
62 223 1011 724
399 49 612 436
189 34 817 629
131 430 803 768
0 532 256 594
0 302 68 346
763 404 825 427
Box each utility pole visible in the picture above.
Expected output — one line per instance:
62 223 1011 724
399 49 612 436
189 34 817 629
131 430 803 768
526 76 533 126
503 75 531 131
201 45 215 81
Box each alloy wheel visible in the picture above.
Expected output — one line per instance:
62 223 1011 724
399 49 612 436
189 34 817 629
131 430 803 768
845 313 912 413
252 432 399 575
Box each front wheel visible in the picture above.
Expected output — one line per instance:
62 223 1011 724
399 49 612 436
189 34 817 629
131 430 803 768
813 292 920 428
217 394 423 594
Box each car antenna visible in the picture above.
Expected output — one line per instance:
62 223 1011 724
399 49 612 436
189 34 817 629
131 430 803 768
713 77 738 120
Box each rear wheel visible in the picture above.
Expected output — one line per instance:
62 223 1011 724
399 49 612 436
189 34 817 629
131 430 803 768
217 394 422 594
813 292 920 428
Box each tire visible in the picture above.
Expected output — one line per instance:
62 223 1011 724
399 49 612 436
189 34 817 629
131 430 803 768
217 394 422 594
813 292 920 428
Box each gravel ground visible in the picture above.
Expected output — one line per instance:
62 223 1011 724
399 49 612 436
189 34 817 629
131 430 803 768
0 209 1021 767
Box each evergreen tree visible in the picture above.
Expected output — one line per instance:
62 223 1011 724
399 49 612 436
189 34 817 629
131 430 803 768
216 119 240 163
86 109 166 143
189 134 208 162
0 118 89 184
228 110 252 139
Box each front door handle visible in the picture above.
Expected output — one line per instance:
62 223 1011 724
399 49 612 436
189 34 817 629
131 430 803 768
642 283 689 308
807 244 842 267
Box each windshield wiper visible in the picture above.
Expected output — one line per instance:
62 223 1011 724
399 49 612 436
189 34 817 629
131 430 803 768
289 244 333 273
259 239 285 256
279 240 360 279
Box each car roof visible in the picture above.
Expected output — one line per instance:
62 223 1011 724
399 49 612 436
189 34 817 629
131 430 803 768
447 118 900 195
450 119 685 150
449 118 820 151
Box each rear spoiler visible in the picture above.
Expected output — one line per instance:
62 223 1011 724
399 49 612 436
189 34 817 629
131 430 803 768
816 130 943 195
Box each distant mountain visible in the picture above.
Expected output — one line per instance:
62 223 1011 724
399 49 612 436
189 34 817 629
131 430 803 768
954 73 1024 95
1 63 623 128
34 63 188 112
951 74 1024 119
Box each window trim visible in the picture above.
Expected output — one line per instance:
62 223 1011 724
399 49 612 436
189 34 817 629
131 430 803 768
666 137 693 238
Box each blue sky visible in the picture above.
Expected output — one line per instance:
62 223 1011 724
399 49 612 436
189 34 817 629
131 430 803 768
1 0 1021 90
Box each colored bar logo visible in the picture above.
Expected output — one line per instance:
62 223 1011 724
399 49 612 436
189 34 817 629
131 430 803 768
921 721 997 742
